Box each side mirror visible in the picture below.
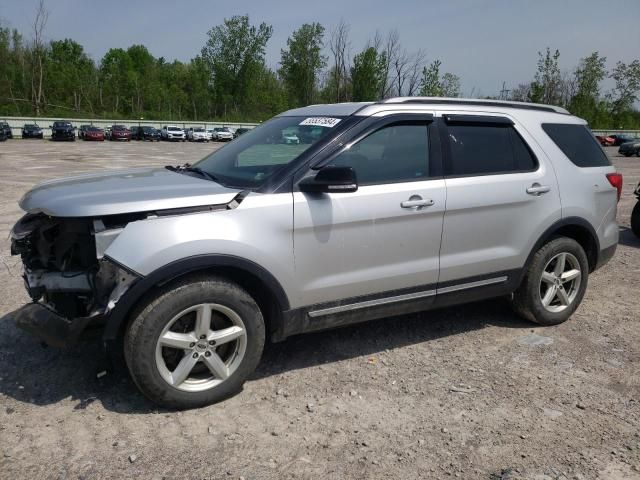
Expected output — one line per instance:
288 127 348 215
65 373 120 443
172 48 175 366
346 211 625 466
299 165 358 194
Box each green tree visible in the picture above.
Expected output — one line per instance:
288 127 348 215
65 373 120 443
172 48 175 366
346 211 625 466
201 15 272 115
441 72 461 97
279 23 327 107
351 46 386 101
529 48 561 105
419 60 443 96
610 60 640 121
568 52 607 124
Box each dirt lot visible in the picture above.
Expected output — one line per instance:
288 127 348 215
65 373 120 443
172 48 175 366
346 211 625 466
0 140 638 480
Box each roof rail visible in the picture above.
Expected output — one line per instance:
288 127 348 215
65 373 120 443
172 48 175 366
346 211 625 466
381 97 570 114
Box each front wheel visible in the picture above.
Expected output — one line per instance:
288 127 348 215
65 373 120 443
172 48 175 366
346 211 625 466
511 237 589 326
631 201 640 238
124 275 265 409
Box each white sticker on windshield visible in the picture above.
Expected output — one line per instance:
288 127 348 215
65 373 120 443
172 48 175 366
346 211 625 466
299 117 341 128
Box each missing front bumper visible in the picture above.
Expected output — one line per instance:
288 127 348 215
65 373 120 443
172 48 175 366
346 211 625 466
11 303 98 348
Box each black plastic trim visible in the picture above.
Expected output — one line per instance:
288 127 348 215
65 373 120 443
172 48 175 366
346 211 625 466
444 114 514 125
279 270 521 340
522 217 601 277
102 254 290 341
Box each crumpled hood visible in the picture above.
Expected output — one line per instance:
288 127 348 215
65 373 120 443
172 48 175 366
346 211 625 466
20 167 242 217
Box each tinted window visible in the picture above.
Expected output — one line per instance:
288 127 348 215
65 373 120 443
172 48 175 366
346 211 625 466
330 124 429 185
542 124 611 167
446 124 536 176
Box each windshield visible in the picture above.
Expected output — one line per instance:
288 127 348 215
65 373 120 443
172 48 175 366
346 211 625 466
88 127 102 131
194 116 344 189
113 125 127 130
142 126 154 132
54 122 72 128
194 128 205 132
168 126 181 131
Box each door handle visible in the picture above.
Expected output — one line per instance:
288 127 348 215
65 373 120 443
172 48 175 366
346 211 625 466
401 196 434 209
526 183 550 196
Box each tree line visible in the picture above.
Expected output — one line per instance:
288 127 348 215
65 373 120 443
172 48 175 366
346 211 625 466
0 3 638 127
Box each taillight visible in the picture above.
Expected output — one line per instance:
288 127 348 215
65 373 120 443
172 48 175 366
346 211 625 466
606 173 623 202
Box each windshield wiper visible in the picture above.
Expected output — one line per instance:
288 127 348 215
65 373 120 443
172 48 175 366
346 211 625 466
165 164 222 184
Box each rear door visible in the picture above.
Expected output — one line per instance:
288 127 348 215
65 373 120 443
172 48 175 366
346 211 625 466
437 112 562 287
292 114 446 308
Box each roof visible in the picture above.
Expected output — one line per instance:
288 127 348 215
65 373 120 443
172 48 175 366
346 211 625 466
278 97 570 118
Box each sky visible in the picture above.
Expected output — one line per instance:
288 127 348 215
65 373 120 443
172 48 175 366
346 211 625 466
1 0 639 97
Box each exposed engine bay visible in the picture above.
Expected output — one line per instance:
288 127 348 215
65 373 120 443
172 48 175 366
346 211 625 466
10 212 139 321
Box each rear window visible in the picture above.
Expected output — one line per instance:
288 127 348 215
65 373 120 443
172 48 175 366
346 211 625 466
446 124 537 176
542 123 610 167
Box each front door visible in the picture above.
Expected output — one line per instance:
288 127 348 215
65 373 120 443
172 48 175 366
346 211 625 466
292 116 446 308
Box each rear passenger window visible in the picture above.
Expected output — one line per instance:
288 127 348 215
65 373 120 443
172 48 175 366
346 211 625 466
446 124 537 176
542 123 611 167
331 124 429 185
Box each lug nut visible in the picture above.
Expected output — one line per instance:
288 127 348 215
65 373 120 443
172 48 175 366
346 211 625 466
209 340 216 346
189 342 195 348
192 353 198 358
205 351 211 357
199 335 206 340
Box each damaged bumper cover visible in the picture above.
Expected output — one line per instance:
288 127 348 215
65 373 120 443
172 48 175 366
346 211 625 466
11 259 139 348
11 303 97 348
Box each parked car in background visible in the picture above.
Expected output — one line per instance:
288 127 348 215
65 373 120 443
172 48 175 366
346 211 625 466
162 125 186 141
187 127 209 142
234 127 251 138
282 131 300 144
213 127 233 141
610 134 637 146
0 128 7 142
110 125 131 141
83 126 105 141
0 121 13 139
7 98 621 409
205 128 215 141
50 121 76 141
618 140 640 157
131 126 161 141
78 124 91 140
104 126 112 140
595 135 615 146
22 124 44 139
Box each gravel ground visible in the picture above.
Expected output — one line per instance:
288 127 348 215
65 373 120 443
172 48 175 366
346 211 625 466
0 140 638 480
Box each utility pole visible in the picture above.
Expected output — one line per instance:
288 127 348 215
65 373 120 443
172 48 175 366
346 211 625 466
499 81 511 100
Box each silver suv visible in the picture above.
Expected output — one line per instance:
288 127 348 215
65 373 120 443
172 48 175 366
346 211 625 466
9 98 621 409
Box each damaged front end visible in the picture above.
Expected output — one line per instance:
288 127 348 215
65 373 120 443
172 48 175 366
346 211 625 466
9 213 139 347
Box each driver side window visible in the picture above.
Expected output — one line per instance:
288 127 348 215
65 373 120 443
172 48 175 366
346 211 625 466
330 123 430 185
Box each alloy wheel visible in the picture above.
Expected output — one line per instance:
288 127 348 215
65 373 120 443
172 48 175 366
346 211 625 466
155 303 247 392
539 252 582 313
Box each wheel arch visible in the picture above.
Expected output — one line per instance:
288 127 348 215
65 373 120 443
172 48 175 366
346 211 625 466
103 254 290 344
523 217 600 277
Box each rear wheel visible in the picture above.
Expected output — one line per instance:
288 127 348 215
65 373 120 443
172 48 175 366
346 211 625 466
124 275 265 409
511 237 588 325
631 201 640 238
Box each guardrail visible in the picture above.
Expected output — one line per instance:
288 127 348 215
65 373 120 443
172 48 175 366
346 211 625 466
0 116 259 138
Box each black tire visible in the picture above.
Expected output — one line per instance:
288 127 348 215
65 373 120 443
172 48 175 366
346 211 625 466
624 152 632 157
124 275 265 409
511 237 589 326
631 201 640 239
